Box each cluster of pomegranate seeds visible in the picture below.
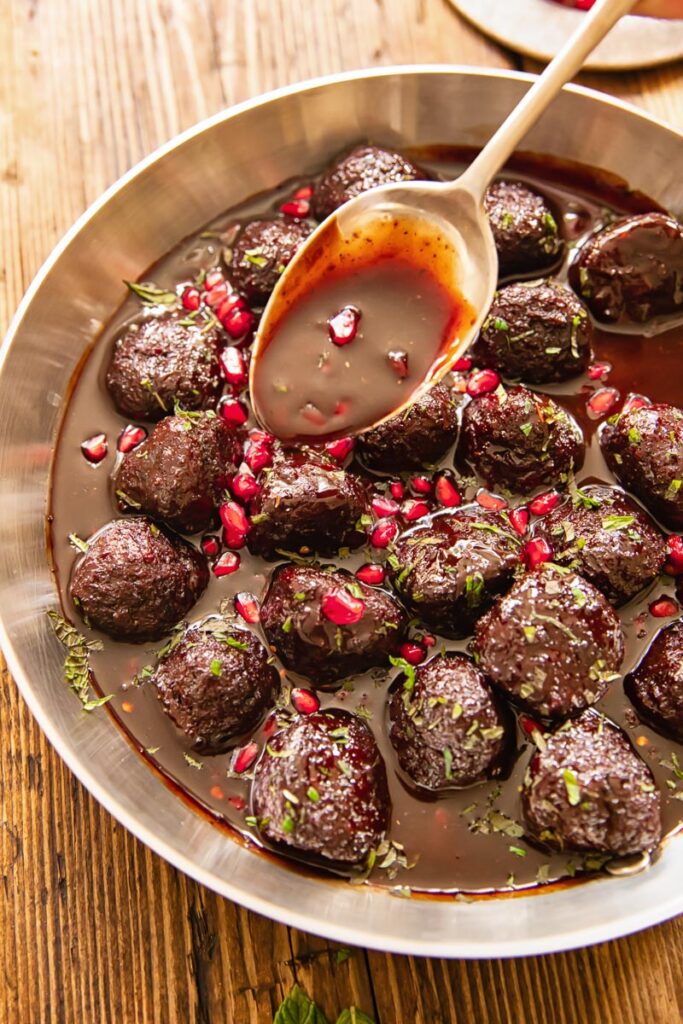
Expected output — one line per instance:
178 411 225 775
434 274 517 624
587 361 611 381
521 537 553 569
117 424 147 454
355 563 386 586
220 346 248 390
622 393 651 415
231 471 261 502
219 396 249 426
81 433 108 465
466 368 500 398
279 185 313 219
452 356 472 372
400 641 426 665
665 535 683 575
213 551 241 577
370 518 398 548
234 592 260 623
371 495 400 518
290 687 320 715
245 433 274 473
188 268 256 341
649 596 679 618
508 506 530 536
325 436 354 461
476 490 506 512
434 473 461 508
528 491 560 516
410 475 432 495
321 588 366 625
201 534 221 558
401 499 430 521
233 741 259 774
387 349 409 378
328 305 361 346
586 386 620 418
220 500 251 548
389 480 405 500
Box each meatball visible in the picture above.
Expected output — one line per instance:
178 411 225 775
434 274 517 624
251 710 390 865
625 620 683 742
459 384 584 492
356 382 460 473
600 402 683 530
532 485 666 606
389 505 520 639
312 144 428 221
106 313 223 422
70 517 209 642
388 653 513 790
229 218 313 303
484 179 564 279
247 447 368 558
473 567 624 719
472 281 592 384
113 413 243 534
260 563 407 686
569 212 683 325
522 711 662 856
152 619 277 753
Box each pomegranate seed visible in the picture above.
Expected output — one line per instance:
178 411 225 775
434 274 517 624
400 641 426 665
181 286 201 311
508 506 530 536
529 491 560 516
402 499 430 521
587 361 611 380
321 588 366 625
245 439 273 473
263 713 278 737
334 400 348 416
228 795 246 811
280 198 310 218
476 490 507 511
231 472 261 502
204 269 225 289
622 393 651 415
117 424 146 453
205 282 228 307
665 535 683 575
222 307 255 341
220 500 250 535
372 495 400 518
370 518 399 548
452 356 472 372
81 433 108 464
294 185 313 200
217 293 246 317
649 596 679 618
586 386 620 418
219 346 248 388
222 526 247 549
291 687 320 715
387 350 409 377
201 534 221 557
519 714 543 737
219 396 249 426
434 474 461 508
467 368 500 397
389 481 405 500
328 305 360 346
233 741 258 774
250 429 275 444
410 475 432 495
421 633 436 648
356 563 386 586
213 551 241 576
325 436 354 461
234 592 260 623
521 537 553 569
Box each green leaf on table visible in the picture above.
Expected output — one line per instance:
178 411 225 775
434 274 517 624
274 985 329 1024
335 1009 376 1024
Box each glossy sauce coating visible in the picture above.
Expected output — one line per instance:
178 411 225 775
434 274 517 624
48 148 683 897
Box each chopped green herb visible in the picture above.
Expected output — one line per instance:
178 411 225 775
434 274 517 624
125 280 178 306
563 768 581 806
184 753 203 769
47 611 109 712
68 533 89 554
602 514 635 531
509 845 526 857
210 659 222 676
665 479 682 500
443 747 453 780
307 786 320 802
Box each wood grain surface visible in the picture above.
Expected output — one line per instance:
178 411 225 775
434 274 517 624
1 2 682 1021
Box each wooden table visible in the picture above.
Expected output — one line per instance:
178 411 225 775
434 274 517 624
1 2 682 1021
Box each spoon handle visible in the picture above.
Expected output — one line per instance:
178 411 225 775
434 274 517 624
457 0 638 200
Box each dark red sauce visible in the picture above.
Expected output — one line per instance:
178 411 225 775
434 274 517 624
47 147 683 898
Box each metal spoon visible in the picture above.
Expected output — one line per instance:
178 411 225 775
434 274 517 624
250 0 637 438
